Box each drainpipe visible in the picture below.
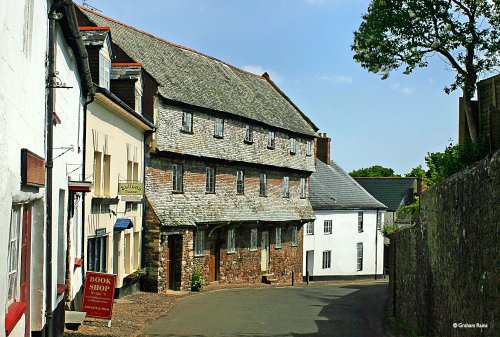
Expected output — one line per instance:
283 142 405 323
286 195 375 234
374 209 379 280
46 4 64 336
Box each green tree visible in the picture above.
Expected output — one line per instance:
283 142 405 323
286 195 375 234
349 165 400 177
406 165 426 178
352 0 499 142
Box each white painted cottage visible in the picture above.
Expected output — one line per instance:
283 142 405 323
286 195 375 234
303 135 387 280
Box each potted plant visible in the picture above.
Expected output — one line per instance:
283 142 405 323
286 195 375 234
191 270 205 292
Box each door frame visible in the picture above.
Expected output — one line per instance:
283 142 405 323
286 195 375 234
260 231 269 272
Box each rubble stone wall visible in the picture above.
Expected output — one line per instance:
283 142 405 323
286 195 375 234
388 150 499 337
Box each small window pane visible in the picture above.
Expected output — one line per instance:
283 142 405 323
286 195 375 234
172 164 184 192
236 170 244 194
267 131 275 149
275 227 282 249
250 228 258 251
358 212 364 232
195 230 205 256
290 138 297 154
244 125 253 143
205 167 215 193
181 112 193 132
322 251 331 269
282 176 290 198
214 118 224 138
300 177 307 198
324 220 332 234
306 221 314 235
259 173 267 197
291 226 298 246
306 140 313 156
357 243 363 271
227 228 236 253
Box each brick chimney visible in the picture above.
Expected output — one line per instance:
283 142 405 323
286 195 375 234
316 132 331 165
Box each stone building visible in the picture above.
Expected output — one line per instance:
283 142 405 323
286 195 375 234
77 6 318 291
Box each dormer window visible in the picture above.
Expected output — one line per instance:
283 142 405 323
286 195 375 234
99 50 111 90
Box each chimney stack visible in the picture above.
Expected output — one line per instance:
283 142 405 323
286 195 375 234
316 132 331 165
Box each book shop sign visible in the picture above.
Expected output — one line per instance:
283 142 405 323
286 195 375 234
82 272 116 320
118 182 143 195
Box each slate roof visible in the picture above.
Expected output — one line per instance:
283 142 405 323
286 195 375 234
78 7 318 137
354 177 417 211
310 160 386 210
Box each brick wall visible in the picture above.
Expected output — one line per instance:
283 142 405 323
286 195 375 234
387 150 499 337
154 102 316 172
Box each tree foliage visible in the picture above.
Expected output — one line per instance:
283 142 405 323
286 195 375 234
349 165 401 177
406 165 426 178
352 0 499 141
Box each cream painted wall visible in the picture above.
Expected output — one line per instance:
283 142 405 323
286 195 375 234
84 94 146 289
303 210 385 277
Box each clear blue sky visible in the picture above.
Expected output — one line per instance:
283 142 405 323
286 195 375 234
78 0 465 175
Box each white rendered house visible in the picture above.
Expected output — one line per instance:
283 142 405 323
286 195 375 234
303 135 386 279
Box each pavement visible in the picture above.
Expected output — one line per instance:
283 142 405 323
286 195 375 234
140 280 392 337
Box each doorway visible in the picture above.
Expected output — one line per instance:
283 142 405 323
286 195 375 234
260 231 269 272
167 235 182 290
306 250 314 280
209 238 220 282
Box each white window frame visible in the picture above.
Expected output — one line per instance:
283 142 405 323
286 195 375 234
7 206 22 306
306 139 313 156
194 229 205 256
250 228 258 251
324 220 332 235
99 50 111 90
290 137 297 154
172 164 184 192
267 131 275 149
205 166 216 193
181 111 193 133
259 173 267 197
236 170 244 194
357 242 363 271
306 221 314 235
282 176 290 198
227 228 236 253
291 226 298 246
87 236 107 273
214 118 224 138
244 124 253 143
275 227 282 249
322 250 331 269
358 212 364 233
300 177 307 199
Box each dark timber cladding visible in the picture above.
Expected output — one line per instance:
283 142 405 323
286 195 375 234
78 6 318 291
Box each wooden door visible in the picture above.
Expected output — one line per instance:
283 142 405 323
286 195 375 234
165 238 171 289
209 238 219 282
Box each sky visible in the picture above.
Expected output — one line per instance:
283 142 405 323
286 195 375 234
77 0 469 175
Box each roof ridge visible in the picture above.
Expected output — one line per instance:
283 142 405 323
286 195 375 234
78 5 265 80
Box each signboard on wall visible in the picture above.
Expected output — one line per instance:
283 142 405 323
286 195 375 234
82 272 116 320
118 182 143 195
21 148 45 187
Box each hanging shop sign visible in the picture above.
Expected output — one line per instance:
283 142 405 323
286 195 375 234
82 272 116 320
118 182 143 195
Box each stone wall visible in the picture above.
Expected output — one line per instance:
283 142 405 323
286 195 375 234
387 150 499 337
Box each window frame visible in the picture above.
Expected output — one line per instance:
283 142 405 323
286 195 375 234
267 131 275 149
181 111 193 133
236 170 244 194
306 139 313 156
250 228 258 251
7 206 22 306
194 229 205 256
87 235 108 273
291 226 298 246
205 166 216 194
98 50 111 90
357 242 363 271
172 164 184 192
306 221 314 235
282 176 290 198
289 137 297 154
299 177 307 199
324 220 332 235
244 124 254 143
275 227 282 249
227 228 236 253
322 250 331 269
358 212 364 233
214 117 224 138
259 173 267 197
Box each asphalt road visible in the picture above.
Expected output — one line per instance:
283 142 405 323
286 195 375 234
140 281 392 337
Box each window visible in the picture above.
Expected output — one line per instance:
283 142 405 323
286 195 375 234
125 233 132 274
103 154 111 196
181 111 193 133
236 170 244 194
227 228 235 253
291 226 298 246
126 202 138 212
282 176 290 198
324 220 332 234
357 243 363 271
267 131 275 149
214 118 224 138
126 144 140 183
99 50 111 90
91 201 109 214
7 206 21 305
194 229 205 256
358 212 364 233
322 250 331 269
133 231 140 270
275 227 282 249
244 124 253 143
135 87 142 113
172 164 184 192
290 137 297 154
87 236 107 273
300 177 307 199
306 221 314 235
93 151 102 195
377 212 382 230
250 228 258 251
259 173 267 197
205 167 216 193
306 139 313 156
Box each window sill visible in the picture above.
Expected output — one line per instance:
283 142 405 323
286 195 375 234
290 152 296 155
194 254 204 258
244 140 253 144
213 135 224 139
283 196 290 199
180 129 193 134
267 146 275 150
249 248 258 252
324 233 332 235
227 251 235 254
275 246 282 250
172 191 184 194
205 191 215 194
5 301 26 336
259 195 267 198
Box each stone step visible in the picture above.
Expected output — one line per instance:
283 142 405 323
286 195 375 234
65 311 86 331
261 273 277 284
